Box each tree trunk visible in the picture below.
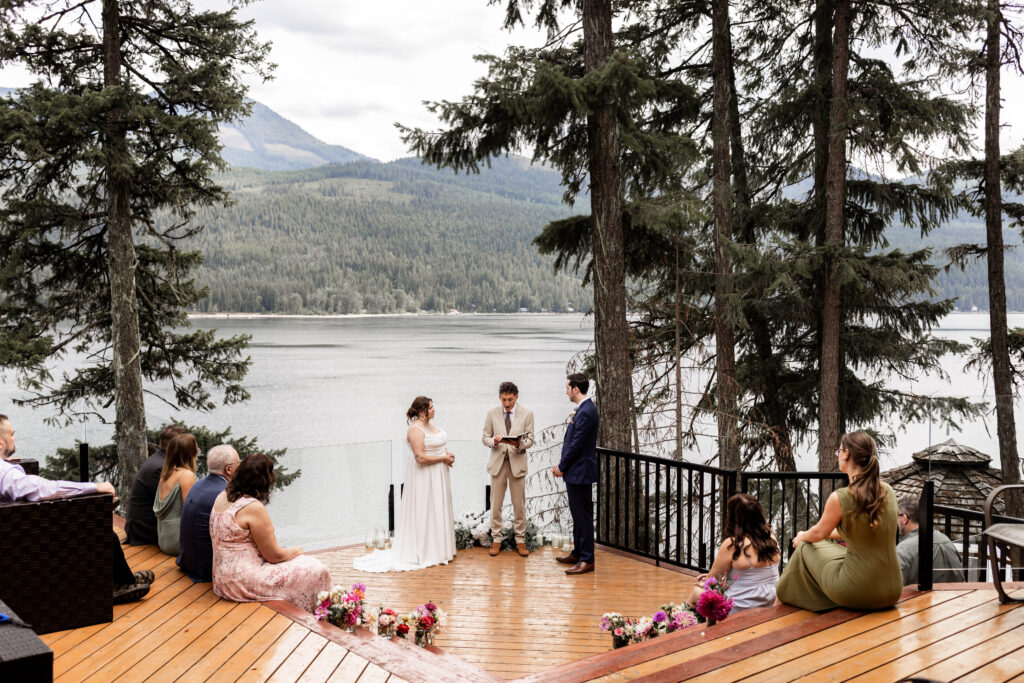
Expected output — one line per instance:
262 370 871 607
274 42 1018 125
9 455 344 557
583 0 630 453
818 0 850 472
812 0 834 246
984 0 1023 518
711 0 739 470
103 0 148 502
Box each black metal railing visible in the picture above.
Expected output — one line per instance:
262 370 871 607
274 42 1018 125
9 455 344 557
594 448 852 573
930 501 1022 583
739 471 849 571
595 447 738 572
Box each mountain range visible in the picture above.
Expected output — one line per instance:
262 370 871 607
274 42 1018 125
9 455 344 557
1 86 1020 312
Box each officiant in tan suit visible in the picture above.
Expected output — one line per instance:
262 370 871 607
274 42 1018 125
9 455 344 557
481 381 535 557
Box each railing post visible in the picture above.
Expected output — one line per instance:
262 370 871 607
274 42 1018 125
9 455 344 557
485 484 491 511
79 442 89 482
388 484 395 532
918 479 934 591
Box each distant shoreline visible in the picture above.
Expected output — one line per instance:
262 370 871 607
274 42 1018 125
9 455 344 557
188 311 585 320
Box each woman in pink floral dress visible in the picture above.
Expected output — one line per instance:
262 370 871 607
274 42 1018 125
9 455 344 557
210 454 330 611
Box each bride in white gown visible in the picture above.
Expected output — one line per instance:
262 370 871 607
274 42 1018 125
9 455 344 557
353 396 457 573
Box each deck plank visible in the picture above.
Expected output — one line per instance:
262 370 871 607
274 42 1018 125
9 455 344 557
589 610 819 682
327 651 370 682
234 622 314 683
204 612 296 682
76 585 221 681
297 641 349 682
356 663 394 683
956 645 1024 682
265 631 329 683
119 600 261 682
909 619 1024 681
740 588 1000 682
53 577 205 677
846 606 1024 681
684 589 969 682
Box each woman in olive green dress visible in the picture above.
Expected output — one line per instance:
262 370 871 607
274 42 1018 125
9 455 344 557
776 431 902 611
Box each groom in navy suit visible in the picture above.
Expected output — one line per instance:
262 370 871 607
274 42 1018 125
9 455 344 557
552 373 599 575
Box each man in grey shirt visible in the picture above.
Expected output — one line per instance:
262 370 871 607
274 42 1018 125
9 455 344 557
896 493 965 585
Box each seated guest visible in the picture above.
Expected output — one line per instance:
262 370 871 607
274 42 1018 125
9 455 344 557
211 453 330 611
896 493 965 585
777 431 903 611
125 424 188 545
177 444 240 582
154 433 198 555
0 414 152 603
687 493 780 613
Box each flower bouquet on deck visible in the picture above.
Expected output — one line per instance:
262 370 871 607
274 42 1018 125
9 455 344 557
375 607 399 639
695 575 734 625
395 613 413 640
314 583 367 632
409 602 447 647
599 612 632 648
654 603 699 635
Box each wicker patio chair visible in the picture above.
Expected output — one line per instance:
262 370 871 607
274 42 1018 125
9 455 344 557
0 493 113 634
0 597 52 682
982 484 1024 604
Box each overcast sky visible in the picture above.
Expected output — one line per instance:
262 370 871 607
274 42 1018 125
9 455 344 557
0 0 1020 164
230 0 545 161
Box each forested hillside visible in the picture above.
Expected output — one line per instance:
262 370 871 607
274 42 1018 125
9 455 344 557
190 157 592 313
190 157 1023 314
884 214 1024 311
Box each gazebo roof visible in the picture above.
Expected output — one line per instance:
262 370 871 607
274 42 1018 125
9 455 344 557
882 438 1005 514
911 438 993 467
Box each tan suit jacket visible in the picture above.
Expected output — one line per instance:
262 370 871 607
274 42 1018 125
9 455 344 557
481 404 535 478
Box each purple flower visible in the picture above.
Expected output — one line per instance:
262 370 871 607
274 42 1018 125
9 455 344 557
424 602 437 611
653 610 668 623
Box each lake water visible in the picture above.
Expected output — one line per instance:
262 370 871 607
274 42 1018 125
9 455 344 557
4 312 1023 549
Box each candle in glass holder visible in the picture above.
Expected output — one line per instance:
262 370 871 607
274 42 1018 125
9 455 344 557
561 536 571 552
374 527 385 549
364 533 373 549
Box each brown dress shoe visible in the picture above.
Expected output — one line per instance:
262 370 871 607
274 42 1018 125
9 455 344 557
565 561 595 575
516 543 530 557
489 543 501 556
555 554 580 564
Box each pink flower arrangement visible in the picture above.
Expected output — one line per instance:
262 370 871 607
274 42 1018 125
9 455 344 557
409 602 447 647
599 604 698 648
695 575 734 623
315 583 367 631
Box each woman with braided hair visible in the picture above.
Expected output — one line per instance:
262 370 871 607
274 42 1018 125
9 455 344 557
776 431 903 611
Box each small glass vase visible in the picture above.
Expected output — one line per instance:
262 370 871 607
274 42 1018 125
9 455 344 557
612 635 630 649
415 629 434 647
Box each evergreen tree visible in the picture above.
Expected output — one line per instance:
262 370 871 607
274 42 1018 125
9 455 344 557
0 0 271 498
40 422 299 494
400 1 701 452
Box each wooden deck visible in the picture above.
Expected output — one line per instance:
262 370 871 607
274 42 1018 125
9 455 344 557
320 545 698 680
35 535 1024 682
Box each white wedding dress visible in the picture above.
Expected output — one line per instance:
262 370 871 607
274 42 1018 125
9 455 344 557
353 424 457 572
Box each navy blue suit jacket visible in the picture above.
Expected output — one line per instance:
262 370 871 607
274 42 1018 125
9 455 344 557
176 473 227 582
558 398 599 485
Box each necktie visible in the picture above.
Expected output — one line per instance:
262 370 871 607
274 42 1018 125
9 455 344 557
504 411 512 434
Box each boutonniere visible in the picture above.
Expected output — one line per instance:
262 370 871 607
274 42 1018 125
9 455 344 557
569 409 577 422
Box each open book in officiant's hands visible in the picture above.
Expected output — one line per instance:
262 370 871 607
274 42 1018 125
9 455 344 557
497 434 526 448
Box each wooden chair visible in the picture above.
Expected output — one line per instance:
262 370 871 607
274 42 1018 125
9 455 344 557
982 484 1024 604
